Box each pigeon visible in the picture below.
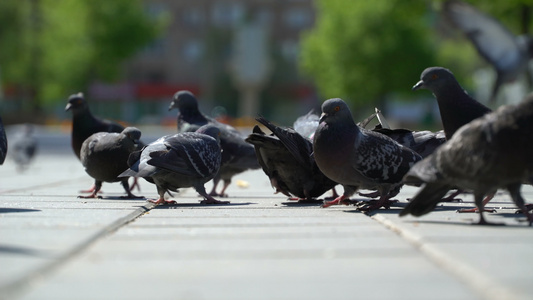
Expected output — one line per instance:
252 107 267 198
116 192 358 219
65 92 125 159
168 90 260 197
313 98 422 211
401 94 533 225
0 115 7 165
293 110 320 139
293 109 379 140
442 0 533 103
119 125 229 205
370 108 446 158
65 92 142 192
413 67 492 140
10 124 38 171
79 127 143 199
413 67 494 204
245 116 337 201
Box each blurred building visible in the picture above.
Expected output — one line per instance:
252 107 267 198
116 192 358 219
89 0 317 125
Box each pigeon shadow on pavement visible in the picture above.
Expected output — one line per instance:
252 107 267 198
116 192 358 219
152 202 255 209
0 208 41 214
0 245 56 258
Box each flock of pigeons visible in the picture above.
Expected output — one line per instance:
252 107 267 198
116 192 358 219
14 66 524 227
1 1 533 226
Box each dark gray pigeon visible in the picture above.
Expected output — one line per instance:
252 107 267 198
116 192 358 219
413 66 493 204
66 92 142 193
168 90 259 197
443 0 533 103
313 98 422 211
10 124 38 171
0 115 7 165
401 94 533 225
370 108 446 159
413 67 492 140
245 116 337 200
80 127 142 199
119 125 229 205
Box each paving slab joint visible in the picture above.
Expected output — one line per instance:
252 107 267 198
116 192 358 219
0 202 157 299
371 214 526 300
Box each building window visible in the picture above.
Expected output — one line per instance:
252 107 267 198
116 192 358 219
182 7 205 27
211 1 244 27
182 39 204 63
283 7 312 29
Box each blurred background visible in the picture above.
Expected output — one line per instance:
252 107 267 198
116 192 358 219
0 0 531 130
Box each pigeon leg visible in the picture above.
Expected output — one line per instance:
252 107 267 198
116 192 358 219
474 192 502 226
79 184 100 194
208 177 221 196
508 184 533 226
149 187 177 205
440 189 463 203
129 178 141 192
216 179 231 198
357 194 397 211
119 179 144 199
321 194 350 208
78 181 103 199
456 193 495 213
197 185 230 205
323 188 339 201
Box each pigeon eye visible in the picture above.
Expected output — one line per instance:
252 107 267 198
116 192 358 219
334 106 340 112
431 74 438 80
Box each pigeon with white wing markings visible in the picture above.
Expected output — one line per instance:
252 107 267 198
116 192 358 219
401 94 533 225
442 0 533 103
313 98 422 211
120 125 229 205
169 90 259 197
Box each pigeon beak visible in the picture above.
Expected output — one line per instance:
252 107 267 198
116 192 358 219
168 101 177 111
65 103 72 111
412 80 425 91
319 112 327 123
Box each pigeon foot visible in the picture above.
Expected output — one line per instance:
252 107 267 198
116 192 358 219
357 198 398 211
457 207 497 213
149 198 177 205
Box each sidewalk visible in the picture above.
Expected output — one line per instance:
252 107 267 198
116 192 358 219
1 127 532 300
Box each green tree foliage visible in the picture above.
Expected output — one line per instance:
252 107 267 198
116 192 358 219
300 0 438 107
0 0 165 111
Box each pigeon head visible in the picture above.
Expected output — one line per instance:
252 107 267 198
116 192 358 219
168 90 199 112
196 124 221 143
65 92 88 113
412 67 460 93
122 127 142 144
319 98 354 126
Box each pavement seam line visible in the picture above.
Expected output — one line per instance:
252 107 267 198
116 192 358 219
0 176 89 194
0 201 157 299
371 214 525 300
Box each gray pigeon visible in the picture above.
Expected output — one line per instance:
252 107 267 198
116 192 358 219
10 124 38 171
413 66 493 204
371 109 446 159
80 127 142 199
0 115 7 165
401 94 533 225
168 90 259 197
245 116 337 201
443 0 533 103
66 92 143 193
413 67 492 139
313 98 422 211
119 125 229 205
